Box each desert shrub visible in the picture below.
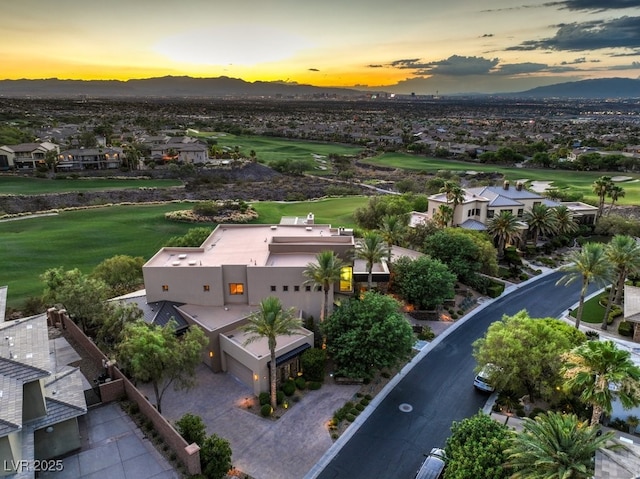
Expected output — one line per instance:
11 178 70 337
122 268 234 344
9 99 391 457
301 348 327 382
360 398 370 406
175 413 206 446
276 390 285 405
529 407 546 419
193 201 220 216
261 404 273 417
364 394 373 400
282 381 296 397
355 403 365 412
346 414 356 422
487 282 505 298
295 376 306 390
350 408 360 416
308 381 322 390
608 418 628 432
608 306 623 325
258 392 270 405
417 325 435 341
200 434 233 479
619 321 634 337
585 330 600 341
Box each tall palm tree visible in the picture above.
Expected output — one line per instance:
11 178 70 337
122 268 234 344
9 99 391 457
378 215 406 262
592 175 613 219
486 210 521 258
505 411 615 479
303 250 345 323
355 232 388 291
439 180 465 226
556 242 613 329
433 205 453 229
562 340 640 426
523 203 558 246
601 235 640 330
607 184 625 215
553 205 579 237
242 297 302 409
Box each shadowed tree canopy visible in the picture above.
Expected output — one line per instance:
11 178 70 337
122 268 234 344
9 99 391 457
473 310 586 402
323 292 414 380
391 255 456 310
91 254 145 296
117 321 208 414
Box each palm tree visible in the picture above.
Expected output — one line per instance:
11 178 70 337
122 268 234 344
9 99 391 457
303 250 345 323
505 411 615 479
523 203 558 246
439 180 465 226
242 297 302 409
355 232 388 291
553 205 579 237
607 184 625 215
556 242 613 329
486 210 521 258
378 215 406 263
433 205 453 229
562 340 640 426
592 176 613 219
601 235 640 330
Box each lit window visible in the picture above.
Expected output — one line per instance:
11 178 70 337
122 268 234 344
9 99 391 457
229 283 244 295
283 285 289 292
203 285 210 292
340 266 353 292
162 285 169 292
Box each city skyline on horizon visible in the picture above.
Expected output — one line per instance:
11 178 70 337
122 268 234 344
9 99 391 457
3 0 640 95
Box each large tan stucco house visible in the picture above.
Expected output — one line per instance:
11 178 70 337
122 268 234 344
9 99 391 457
0 286 87 478
127 214 387 395
411 181 598 232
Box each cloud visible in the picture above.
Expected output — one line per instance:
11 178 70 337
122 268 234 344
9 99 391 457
495 62 549 75
610 50 640 57
509 16 640 51
481 34 494 38
308 68 319 72
561 57 587 65
551 0 640 11
367 64 384 68
399 55 499 76
389 59 426 69
608 61 640 70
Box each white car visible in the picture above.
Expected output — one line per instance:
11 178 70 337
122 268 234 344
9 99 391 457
415 447 446 479
474 363 498 392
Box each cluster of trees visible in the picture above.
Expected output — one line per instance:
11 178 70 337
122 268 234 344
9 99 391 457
557 234 640 329
461 310 640 478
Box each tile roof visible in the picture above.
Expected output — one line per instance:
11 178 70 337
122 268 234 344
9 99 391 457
459 219 488 231
0 314 52 378
0 374 23 436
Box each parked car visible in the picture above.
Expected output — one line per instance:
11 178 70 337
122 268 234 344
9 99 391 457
415 447 446 479
474 363 498 392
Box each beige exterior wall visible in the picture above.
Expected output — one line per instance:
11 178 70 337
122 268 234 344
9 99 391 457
0 432 22 477
22 379 46 422
34 418 81 460
144 265 224 305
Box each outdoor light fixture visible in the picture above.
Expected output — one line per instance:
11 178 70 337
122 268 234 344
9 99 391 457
45 426 54 433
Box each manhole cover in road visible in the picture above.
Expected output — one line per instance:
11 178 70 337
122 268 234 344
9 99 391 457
399 403 413 413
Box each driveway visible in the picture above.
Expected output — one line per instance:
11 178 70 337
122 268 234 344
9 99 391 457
40 403 178 479
138 366 360 479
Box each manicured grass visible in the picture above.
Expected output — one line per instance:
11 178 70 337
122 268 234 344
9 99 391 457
0 176 184 195
569 292 607 324
361 153 640 205
192 132 363 173
0 197 366 308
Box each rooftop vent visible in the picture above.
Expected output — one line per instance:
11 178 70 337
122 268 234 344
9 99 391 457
305 226 312 231
178 254 187 260
172 261 181 266
270 225 277 230
188 260 197 266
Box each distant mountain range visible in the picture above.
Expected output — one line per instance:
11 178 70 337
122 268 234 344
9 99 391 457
0 76 638 99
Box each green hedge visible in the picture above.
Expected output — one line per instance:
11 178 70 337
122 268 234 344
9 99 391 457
619 321 634 337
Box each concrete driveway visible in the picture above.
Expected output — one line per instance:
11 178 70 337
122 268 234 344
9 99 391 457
138 365 360 479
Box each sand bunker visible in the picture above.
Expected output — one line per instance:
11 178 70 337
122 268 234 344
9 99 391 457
529 181 553 193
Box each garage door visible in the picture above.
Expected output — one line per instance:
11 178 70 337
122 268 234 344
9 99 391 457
225 354 253 388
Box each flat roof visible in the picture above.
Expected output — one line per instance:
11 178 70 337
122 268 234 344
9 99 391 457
177 303 255 331
222 326 311 359
145 224 354 268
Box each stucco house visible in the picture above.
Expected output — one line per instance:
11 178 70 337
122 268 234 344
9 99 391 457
412 181 598 232
0 286 87 478
56 147 123 170
623 284 640 343
127 214 387 395
0 143 59 170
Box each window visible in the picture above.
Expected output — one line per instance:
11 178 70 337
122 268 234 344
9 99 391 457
316 286 322 292
533 201 541 207
283 285 289 292
305 285 312 292
203 285 210 292
294 285 300 292
487 210 495 219
162 284 169 292
229 283 244 295
270 285 276 292
517 208 524 218
340 266 353 292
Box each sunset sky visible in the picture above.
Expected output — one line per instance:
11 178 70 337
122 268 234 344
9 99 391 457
2 0 639 94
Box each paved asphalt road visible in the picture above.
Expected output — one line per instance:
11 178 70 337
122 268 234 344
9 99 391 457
316 271 599 479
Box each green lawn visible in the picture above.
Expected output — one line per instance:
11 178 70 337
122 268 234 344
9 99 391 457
0 197 366 308
569 292 607 324
0 176 184 195
361 153 640 205
192 132 363 173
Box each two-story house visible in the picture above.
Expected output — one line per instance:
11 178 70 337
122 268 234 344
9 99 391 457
127 214 387 395
0 143 59 170
56 147 123 170
0 286 87 477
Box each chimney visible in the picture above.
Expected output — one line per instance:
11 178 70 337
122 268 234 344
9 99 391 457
503 180 510 190
516 182 523 191
306 212 315 225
